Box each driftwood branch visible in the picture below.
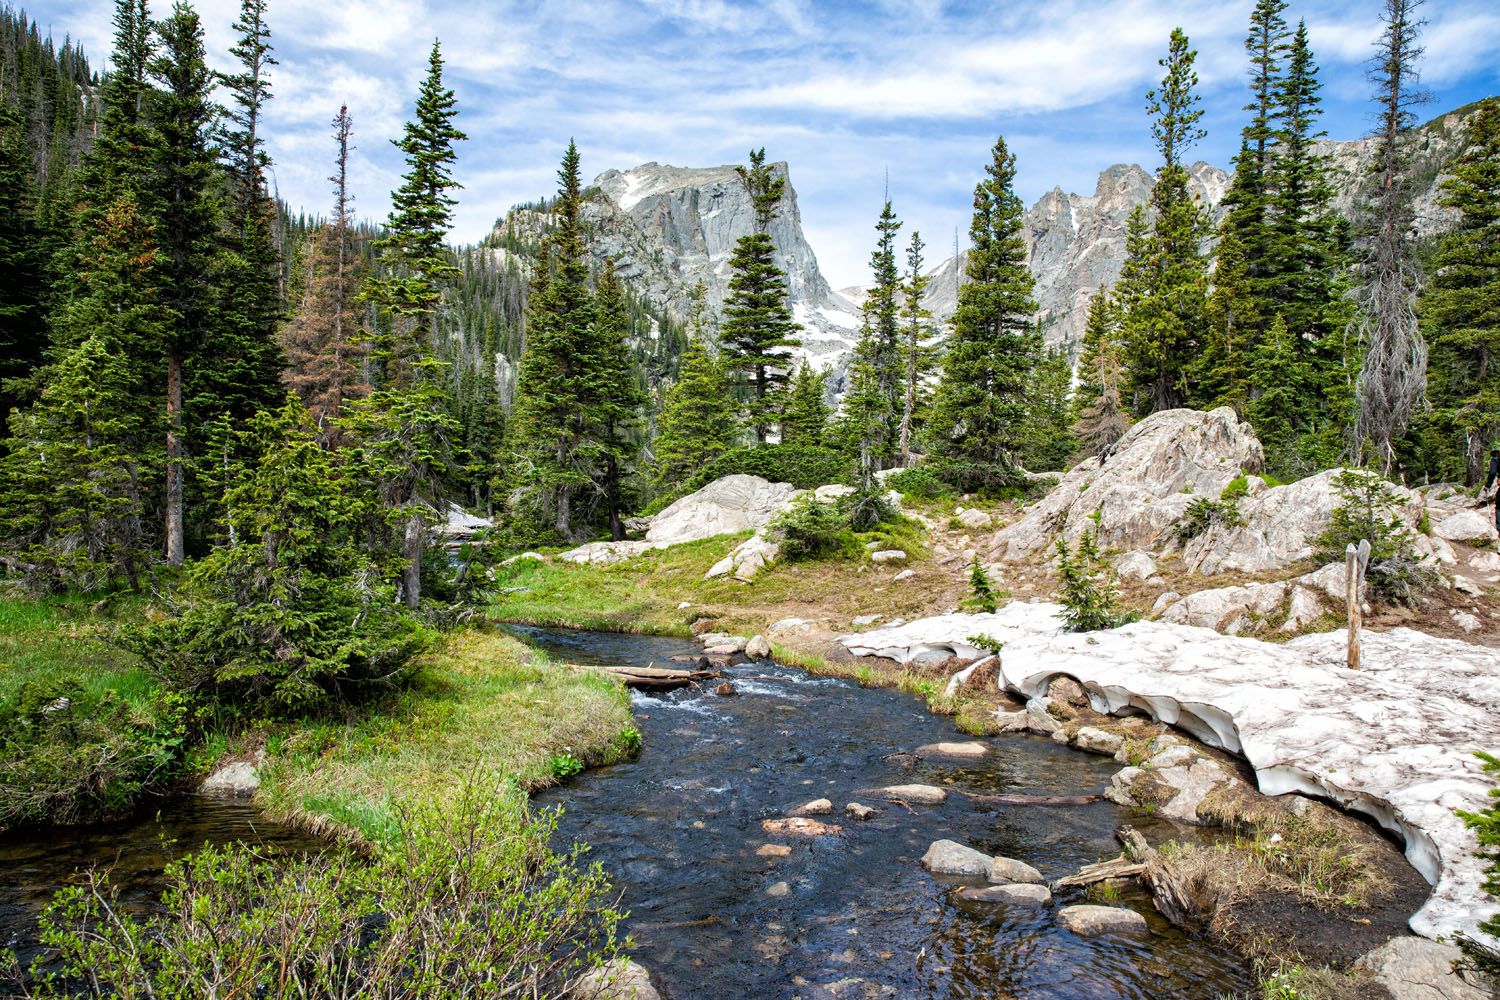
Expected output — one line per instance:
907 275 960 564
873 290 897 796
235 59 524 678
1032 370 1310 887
1052 855 1147 889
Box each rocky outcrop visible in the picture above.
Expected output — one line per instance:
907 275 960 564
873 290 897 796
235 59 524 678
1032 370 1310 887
842 602 1500 941
989 407 1262 561
561 475 800 566
573 959 662 1000
1355 937 1494 1000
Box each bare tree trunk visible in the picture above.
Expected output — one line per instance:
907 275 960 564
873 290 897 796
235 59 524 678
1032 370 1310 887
402 511 423 609
165 353 185 566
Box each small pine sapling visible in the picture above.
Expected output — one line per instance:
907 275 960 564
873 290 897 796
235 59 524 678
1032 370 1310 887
963 557 999 614
1055 530 1136 632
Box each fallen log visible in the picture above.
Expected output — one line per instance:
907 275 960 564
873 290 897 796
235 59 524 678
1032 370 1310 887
566 663 716 691
1052 855 1147 889
1119 827 1215 930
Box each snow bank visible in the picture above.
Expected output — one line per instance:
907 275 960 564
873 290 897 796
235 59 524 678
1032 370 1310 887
841 604 1500 940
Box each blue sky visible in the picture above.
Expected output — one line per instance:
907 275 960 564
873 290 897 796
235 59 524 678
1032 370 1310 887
33 0 1500 288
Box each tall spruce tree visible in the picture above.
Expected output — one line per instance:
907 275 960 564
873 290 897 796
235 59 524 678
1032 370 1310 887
651 336 736 492
897 230 935 467
1072 290 1132 458
0 101 45 416
1422 98 1500 484
863 199 903 462
1351 0 1428 470
1120 28 1211 414
720 148 801 442
150 3 222 566
1023 347 1076 470
588 261 646 540
926 135 1039 487
353 40 465 606
511 141 597 540
782 360 830 447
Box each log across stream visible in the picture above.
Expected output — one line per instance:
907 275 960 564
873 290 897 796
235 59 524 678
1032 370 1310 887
516 625 1254 999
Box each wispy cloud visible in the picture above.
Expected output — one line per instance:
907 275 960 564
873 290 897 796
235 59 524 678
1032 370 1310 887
33 0 1500 286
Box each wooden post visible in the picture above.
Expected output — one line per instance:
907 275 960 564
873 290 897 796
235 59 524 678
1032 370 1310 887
1345 539 1370 670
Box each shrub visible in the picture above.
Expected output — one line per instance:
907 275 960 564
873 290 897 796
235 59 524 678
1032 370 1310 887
963 558 1000 614
925 458 1028 498
116 400 438 712
883 466 956 501
15 782 627 999
1055 530 1136 632
1175 496 1244 542
768 496 858 562
0 680 184 831
1315 470 1435 606
683 445 852 493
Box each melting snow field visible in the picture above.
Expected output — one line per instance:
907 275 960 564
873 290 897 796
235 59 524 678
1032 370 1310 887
842 603 1500 940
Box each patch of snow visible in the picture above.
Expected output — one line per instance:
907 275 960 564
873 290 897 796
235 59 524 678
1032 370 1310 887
841 603 1500 942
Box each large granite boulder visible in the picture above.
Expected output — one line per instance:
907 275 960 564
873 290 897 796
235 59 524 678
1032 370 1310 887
561 475 801 566
990 407 1262 561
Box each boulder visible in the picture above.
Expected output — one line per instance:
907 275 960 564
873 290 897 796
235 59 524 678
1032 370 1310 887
956 508 994 530
435 502 492 540
914 742 989 759
920 840 993 876
705 533 781 582
815 484 856 502
565 475 802 567
871 549 907 564
1433 509 1498 544
1103 743 1239 824
573 959 662 1000
768 617 811 635
1073 726 1125 756
199 760 259 797
990 407 1262 560
988 856 1045 885
1158 581 1288 635
756 844 792 858
500 551 544 566
745 634 772 660
1115 550 1157 583
851 614 883 627
1056 905 1149 936
714 682 737 696
956 883 1051 905
844 802 877 821
1355 937 1493 1000
880 784 947 805
893 569 916 581
791 798 833 816
1024 698 1063 736
1278 585 1326 633
765 881 790 897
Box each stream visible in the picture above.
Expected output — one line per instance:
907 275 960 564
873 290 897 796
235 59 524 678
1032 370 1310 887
2 626 1255 998
517 626 1255 999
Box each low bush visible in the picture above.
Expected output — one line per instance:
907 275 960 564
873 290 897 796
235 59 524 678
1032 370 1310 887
769 496 859 562
683 444 852 493
14 782 627 999
925 458 1029 498
1055 530 1136 632
883 466 956 501
0 680 185 831
1175 496 1244 542
1315 470 1435 606
1457 751 1500 989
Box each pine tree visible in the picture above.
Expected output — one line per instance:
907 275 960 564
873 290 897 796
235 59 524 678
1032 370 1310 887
1216 0 1289 307
1197 231 1260 410
589 261 646 540
1247 315 1317 474
0 332 147 593
897 230 936 467
1072 290 1132 458
1022 347 1076 470
926 134 1039 487
836 337 888 529
280 106 367 441
863 199 903 462
367 39 467 389
720 148 801 442
0 101 45 417
150 3 222 566
512 141 597 540
652 336 736 491
1120 28 1211 414
214 0 285 408
1351 0 1428 470
354 40 466 606
1423 98 1500 485
781 360 829 447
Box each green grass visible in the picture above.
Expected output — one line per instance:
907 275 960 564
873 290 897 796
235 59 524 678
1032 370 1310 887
257 628 639 845
0 594 154 715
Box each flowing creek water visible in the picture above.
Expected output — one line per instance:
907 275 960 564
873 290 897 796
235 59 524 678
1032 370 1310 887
2 626 1256 997
517 626 1255 999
